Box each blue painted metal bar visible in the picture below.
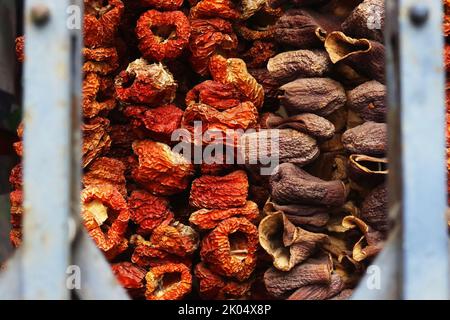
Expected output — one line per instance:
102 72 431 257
21 0 73 299
398 0 449 300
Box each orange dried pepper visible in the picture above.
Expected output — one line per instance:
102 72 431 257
115 59 177 106
194 263 252 299
200 217 258 281
9 164 22 190
112 262 147 298
123 104 183 143
145 263 192 300
190 200 259 230
150 221 200 257
81 185 130 258
209 55 265 109
84 0 124 48
185 80 242 110
83 73 116 118
188 18 238 76
242 41 278 69
83 157 127 197
131 140 194 196
128 190 174 235
82 117 112 168
136 10 190 62
190 170 249 209
190 0 240 20
83 47 120 75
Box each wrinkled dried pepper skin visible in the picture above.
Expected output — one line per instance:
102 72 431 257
112 262 147 299
81 185 130 258
200 217 258 281
136 10 191 62
115 59 177 106
131 140 195 196
139 0 184 10
145 263 192 300
190 170 249 209
188 18 238 76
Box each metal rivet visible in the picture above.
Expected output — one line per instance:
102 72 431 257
30 4 51 27
409 4 429 26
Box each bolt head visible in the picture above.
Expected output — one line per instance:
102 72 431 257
409 4 429 26
31 4 50 27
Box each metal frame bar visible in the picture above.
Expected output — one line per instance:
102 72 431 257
1 0 449 300
353 0 449 300
0 0 129 300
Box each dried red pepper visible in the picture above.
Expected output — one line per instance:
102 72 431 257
115 59 177 106
82 117 112 168
83 157 127 197
128 190 174 235
188 18 238 76
200 217 258 281
136 10 190 62
131 140 194 196
112 262 147 298
15 36 24 63
81 185 130 258
123 104 183 143
83 47 120 75
190 170 249 209
150 221 200 257
84 0 124 48
139 0 184 10
145 263 192 300
83 73 116 119
185 80 242 110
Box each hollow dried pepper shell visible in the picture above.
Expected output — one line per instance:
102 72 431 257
348 154 387 189
194 263 252 300
190 170 249 209
84 0 124 48
234 5 282 41
145 263 192 300
83 73 116 118
190 201 259 230
123 104 183 143
270 163 347 207
210 55 265 109
188 18 238 76
263 253 333 299
150 221 199 257
129 190 174 235
81 185 130 257
83 157 127 197
115 59 177 106
200 217 258 281
15 36 24 63
342 215 385 262
259 212 329 271
136 10 190 62
131 140 194 196
83 47 120 75
190 0 240 20
139 0 184 10
325 31 385 84
82 117 112 168
185 80 242 110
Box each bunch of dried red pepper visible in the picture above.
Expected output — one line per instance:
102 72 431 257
10 0 388 300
